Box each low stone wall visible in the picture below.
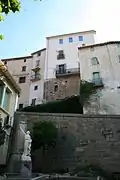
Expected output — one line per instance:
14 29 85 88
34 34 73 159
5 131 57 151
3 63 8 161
9 112 120 173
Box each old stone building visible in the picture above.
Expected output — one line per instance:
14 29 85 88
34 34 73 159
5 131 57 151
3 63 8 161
44 68 80 101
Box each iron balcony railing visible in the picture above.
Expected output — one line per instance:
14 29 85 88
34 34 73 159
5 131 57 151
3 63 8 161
31 74 41 81
92 78 103 87
56 68 80 77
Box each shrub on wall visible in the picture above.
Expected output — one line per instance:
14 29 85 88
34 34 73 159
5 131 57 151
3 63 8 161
20 95 83 114
80 80 96 106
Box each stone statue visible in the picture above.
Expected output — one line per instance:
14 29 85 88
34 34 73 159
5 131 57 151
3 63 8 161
19 125 32 178
23 131 32 157
19 125 32 160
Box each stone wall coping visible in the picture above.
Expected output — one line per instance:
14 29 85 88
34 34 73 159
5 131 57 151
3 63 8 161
15 112 120 119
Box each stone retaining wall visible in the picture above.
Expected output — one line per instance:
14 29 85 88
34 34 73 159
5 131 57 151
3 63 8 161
9 112 120 173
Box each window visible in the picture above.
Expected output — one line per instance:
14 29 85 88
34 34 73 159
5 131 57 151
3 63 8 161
0 86 4 104
90 47 94 51
79 36 83 41
59 39 63 44
57 50 65 59
22 66 26 71
118 55 120 62
56 64 66 74
92 72 103 86
19 77 26 83
69 37 73 43
4 61 7 65
93 72 100 77
54 85 58 92
34 85 38 90
91 57 99 65
19 104 23 109
37 52 41 56
24 59 26 62
3 88 11 111
31 98 36 106
4 115 9 125
36 60 40 66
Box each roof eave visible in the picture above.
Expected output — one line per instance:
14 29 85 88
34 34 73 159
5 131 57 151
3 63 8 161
78 41 120 50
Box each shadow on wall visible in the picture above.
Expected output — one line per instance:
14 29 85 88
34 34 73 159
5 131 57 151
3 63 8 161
84 86 120 114
32 129 76 173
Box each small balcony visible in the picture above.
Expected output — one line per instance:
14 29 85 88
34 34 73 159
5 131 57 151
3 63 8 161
92 78 104 87
32 65 40 72
31 74 41 82
56 68 80 77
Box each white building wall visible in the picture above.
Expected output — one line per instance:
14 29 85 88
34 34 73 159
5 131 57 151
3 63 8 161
29 49 46 105
45 31 96 79
78 42 120 114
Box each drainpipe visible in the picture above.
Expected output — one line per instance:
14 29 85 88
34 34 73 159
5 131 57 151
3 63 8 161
106 44 115 81
45 38 49 101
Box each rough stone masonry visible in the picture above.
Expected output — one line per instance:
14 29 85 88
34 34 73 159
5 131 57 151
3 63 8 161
8 112 120 173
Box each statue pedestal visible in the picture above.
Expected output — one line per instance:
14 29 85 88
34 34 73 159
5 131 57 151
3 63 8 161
20 154 32 178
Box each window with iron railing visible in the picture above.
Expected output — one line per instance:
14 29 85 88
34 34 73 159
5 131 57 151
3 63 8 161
56 64 66 74
92 72 103 86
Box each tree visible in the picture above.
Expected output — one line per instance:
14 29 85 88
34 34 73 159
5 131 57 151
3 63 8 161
32 121 58 152
0 0 42 39
0 0 21 39
32 121 58 172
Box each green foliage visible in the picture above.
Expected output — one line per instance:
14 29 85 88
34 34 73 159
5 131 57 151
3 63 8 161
0 34 4 40
32 121 58 152
21 95 83 114
0 0 20 14
80 80 96 106
0 0 21 38
0 122 5 146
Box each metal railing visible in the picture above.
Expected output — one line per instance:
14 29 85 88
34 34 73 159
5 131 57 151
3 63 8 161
31 74 41 81
92 78 103 86
56 68 80 77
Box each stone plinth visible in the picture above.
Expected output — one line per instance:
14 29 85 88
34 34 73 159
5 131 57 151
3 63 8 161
20 155 32 178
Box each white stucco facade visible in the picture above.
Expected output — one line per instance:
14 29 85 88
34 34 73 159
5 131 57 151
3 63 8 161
29 49 46 105
45 30 96 79
78 41 120 114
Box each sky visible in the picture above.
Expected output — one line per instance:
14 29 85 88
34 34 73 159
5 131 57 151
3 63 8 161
0 0 120 59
